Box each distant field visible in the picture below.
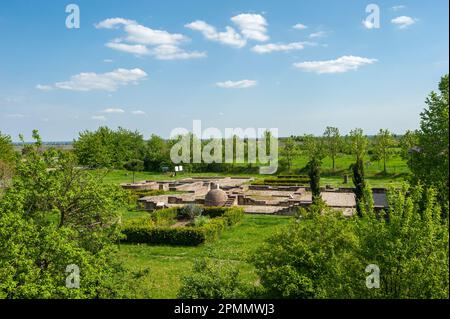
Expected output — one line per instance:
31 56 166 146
117 213 291 298
91 151 410 188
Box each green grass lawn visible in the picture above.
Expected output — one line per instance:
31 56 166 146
117 213 291 298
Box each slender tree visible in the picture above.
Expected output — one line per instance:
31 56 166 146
323 127 343 171
124 159 145 183
373 129 396 174
352 158 366 217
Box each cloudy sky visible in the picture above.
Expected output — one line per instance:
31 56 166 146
0 0 448 141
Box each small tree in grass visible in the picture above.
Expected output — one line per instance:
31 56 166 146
373 128 396 175
124 159 144 183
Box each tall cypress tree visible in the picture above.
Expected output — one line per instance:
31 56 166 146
352 158 366 217
308 158 321 204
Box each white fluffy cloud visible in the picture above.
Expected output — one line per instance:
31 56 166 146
38 68 147 92
252 41 314 54
151 44 207 60
391 16 417 29
106 42 150 55
230 13 268 42
293 56 377 74
185 13 268 48
293 23 307 30
132 110 146 115
94 18 135 29
215 80 257 89
185 20 246 48
96 18 204 60
101 108 125 113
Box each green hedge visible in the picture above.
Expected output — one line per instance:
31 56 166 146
122 207 244 246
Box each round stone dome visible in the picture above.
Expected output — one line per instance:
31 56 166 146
205 188 228 207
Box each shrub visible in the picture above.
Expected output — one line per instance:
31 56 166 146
193 215 211 227
122 223 206 246
202 207 228 218
222 208 244 226
178 204 203 220
150 207 178 225
122 207 244 246
178 259 251 299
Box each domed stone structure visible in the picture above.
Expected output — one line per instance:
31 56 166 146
205 188 228 207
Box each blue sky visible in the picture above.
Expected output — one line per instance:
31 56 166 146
0 0 448 141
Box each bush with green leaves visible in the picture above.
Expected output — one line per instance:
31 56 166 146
122 207 244 246
250 184 449 299
178 259 252 299
0 134 144 298
178 204 203 220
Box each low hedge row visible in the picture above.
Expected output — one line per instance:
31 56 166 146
122 207 244 246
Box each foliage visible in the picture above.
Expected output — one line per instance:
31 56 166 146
144 134 171 171
410 74 449 211
301 134 325 162
123 159 144 183
347 128 368 161
373 129 396 174
122 207 244 246
357 184 449 298
307 158 321 203
352 159 366 217
0 131 16 165
178 259 251 299
74 127 145 169
252 210 362 298
323 127 343 171
178 204 203 220
193 215 211 227
280 137 298 172
250 184 449 299
0 133 138 298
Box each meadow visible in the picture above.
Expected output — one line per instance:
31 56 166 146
117 213 291 298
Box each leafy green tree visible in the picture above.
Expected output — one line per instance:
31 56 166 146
308 158 321 203
411 75 449 209
0 131 16 165
0 133 141 298
252 210 362 298
73 127 145 168
280 137 298 172
399 130 420 169
352 159 366 217
144 134 170 171
178 259 251 299
124 159 144 183
347 128 368 161
0 131 16 186
357 184 449 298
250 184 448 299
323 127 343 171
302 135 325 162
373 129 396 174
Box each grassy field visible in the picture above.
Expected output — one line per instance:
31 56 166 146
117 213 291 298
91 152 410 188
